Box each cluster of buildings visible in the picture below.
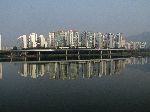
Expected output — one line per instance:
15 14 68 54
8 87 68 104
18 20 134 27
0 31 147 51
126 41 147 49
17 30 146 50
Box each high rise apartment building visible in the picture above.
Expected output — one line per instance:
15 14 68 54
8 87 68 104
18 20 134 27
29 33 38 48
54 31 67 47
18 35 28 49
95 32 104 49
38 35 47 48
67 30 79 47
48 32 55 48
81 31 96 48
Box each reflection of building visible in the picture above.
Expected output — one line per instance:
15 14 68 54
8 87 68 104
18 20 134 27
18 57 147 80
47 62 78 80
96 60 126 76
50 62 59 79
126 57 147 64
18 63 28 77
0 63 2 79
18 63 45 79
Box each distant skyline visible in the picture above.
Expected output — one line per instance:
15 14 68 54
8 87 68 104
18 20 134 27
0 0 150 46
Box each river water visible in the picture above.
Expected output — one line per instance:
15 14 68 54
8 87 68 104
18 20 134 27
0 57 150 112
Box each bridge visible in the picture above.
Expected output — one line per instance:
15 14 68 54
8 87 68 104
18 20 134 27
14 48 128 52
0 48 130 61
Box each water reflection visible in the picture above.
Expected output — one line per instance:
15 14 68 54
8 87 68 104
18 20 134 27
16 57 148 80
126 57 148 64
0 63 2 79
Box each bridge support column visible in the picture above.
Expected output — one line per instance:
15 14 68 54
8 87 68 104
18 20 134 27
89 51 90 59
10 57 12 62
24 51 27 56
10 52 13 62
11 52 13 58
24 57 27 61
38 51 41 61
78 50 80 60
101 50 102 59
110 50 111 59
24 51 27 61
66 50 67 60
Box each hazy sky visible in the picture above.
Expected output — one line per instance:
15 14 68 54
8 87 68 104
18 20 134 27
0 0 150 46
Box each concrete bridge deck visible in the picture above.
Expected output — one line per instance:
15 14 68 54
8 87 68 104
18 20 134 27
12 48 128 52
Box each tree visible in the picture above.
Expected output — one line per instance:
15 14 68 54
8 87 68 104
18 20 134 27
13 46 17 50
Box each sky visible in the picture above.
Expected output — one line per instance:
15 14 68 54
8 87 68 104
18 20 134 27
0 0 150 46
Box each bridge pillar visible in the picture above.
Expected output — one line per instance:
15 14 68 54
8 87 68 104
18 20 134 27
10 52 13 62
38 51 41 61
101 50 102 59
24 57 27 61
110 50 111 59
11 52 13 58
10 57 12 62
24 51 27 56
66 50 68 60
24 51 27 61
78 50 80 60
89 51 90 58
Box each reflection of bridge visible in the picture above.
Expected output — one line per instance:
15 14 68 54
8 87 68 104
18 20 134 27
17 57 147 80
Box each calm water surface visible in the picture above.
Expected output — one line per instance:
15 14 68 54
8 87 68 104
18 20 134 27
0 57 150 112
